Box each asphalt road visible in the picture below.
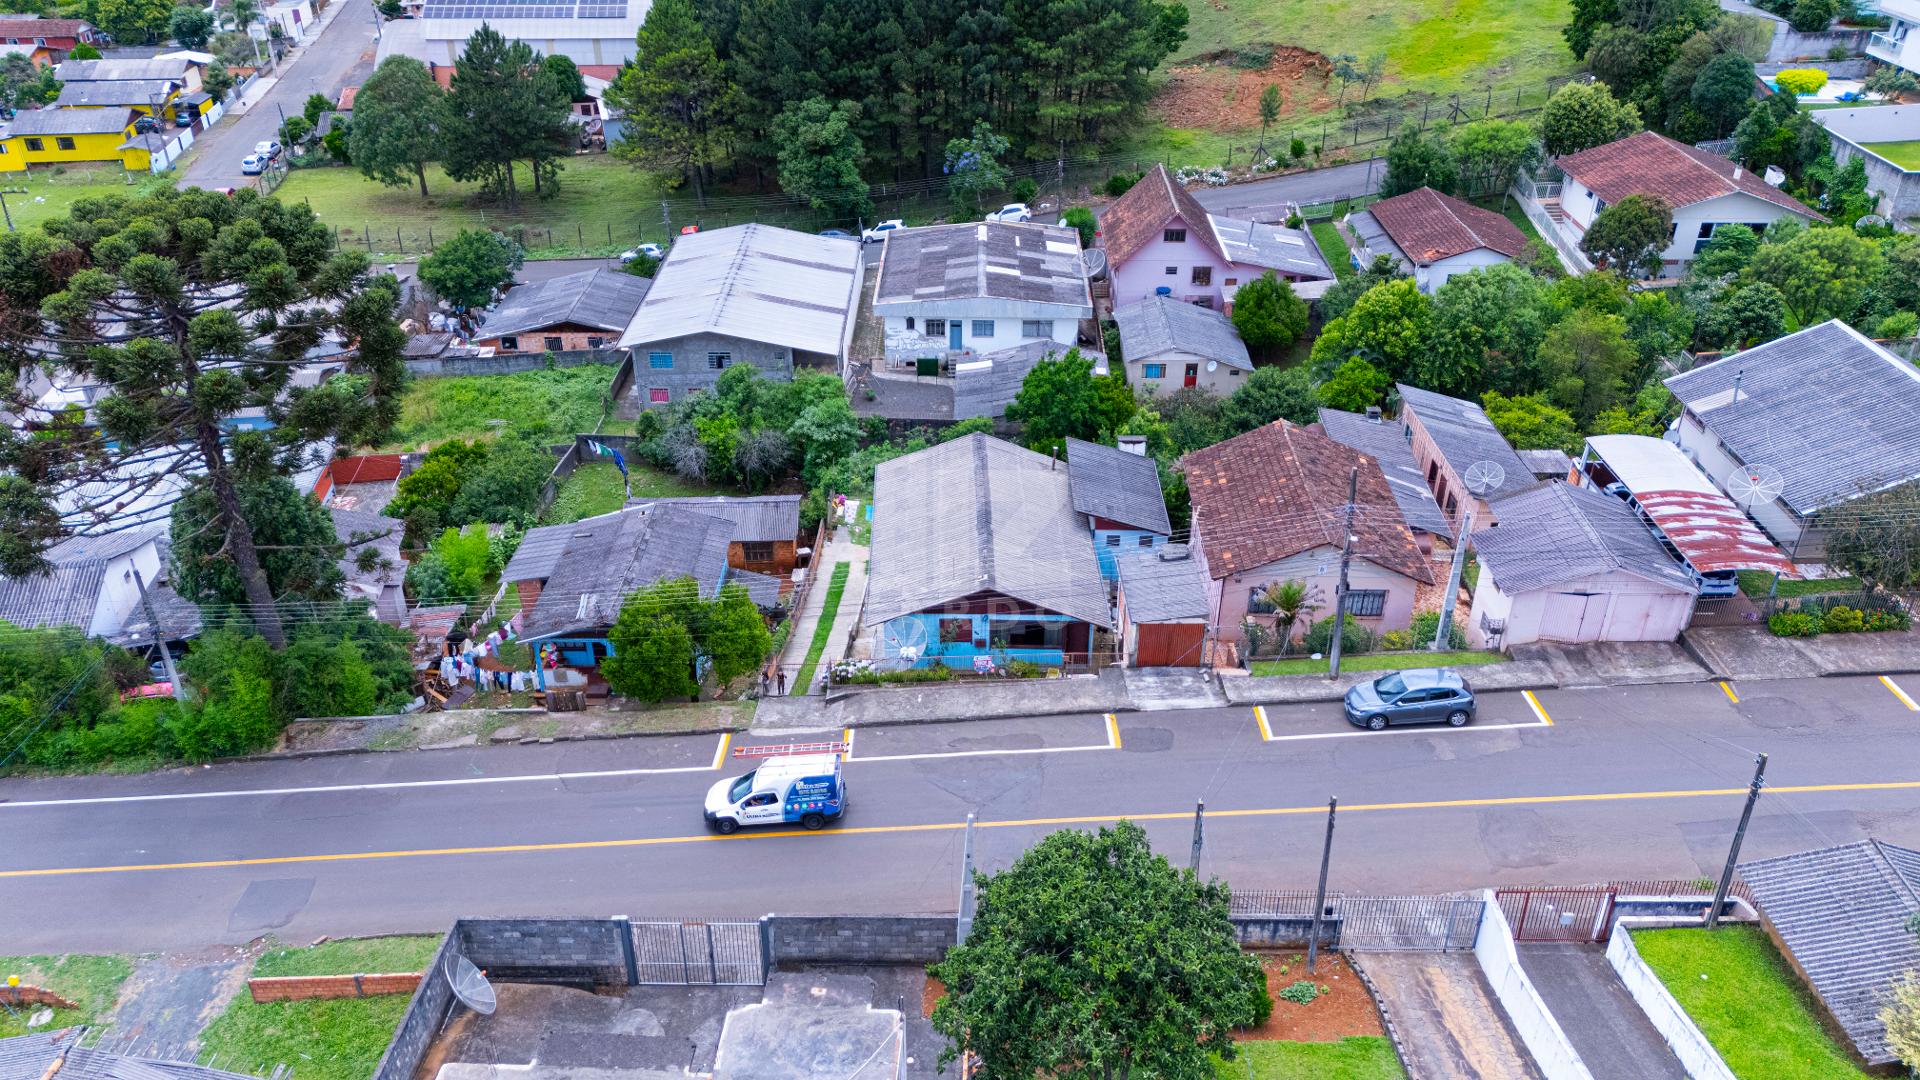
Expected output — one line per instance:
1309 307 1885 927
181 0 378 190
1190 157 1384 217
4 673 1918 952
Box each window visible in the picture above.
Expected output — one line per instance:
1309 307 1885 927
23 137 42 151
1697 223 1718 239
707 351 731 369
1191 266 1212 286
1137 536 1153 547
1021 320 1048 338
1224 277 1238 286
647 351 673 369
1143 363 1165 379
1164 266 1178 275
740 541 775 563
499 335 519 351
970 320 995 337
1347 590 1387 617
1164 227 1187 243
1445 493 1458 515
1194 297 1213 309
1426 461 1439 484
648 387 669 403
905 316 915 330
544 335 563 351
587 336 604 348
55 137 73 151
925 318 946 337
939 617 973 643
1106 535 1121 547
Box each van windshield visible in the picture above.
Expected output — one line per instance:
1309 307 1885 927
728 771 757 802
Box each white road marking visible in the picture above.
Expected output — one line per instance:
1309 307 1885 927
1523 690 1553 725
1255 706 1274 741
1259 720 1550 743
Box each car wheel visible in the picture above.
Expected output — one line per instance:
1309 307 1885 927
1367 715 1387 731
713 817 739 835
802 812 826 831
1446 710 1471 727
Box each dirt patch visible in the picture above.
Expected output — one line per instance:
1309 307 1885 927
922 975 944 1019
99 945 260 1060
277 700 752 755
1238 951 1383 1042
1155 46 1335 133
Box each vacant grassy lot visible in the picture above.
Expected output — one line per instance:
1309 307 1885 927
198 936 442 1080
1632 926 1870 1080
1311 221 1355 279
1864 140 1920 169
0 954 133 1038
541 460 718 523
1251 650 1502 676
1735 571 1862 598
1 169 160 231
1214 1037 1406 1079
386 365 619 449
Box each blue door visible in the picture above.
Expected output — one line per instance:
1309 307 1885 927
949 321 963 350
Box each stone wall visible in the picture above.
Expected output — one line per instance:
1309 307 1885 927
765 915 956 966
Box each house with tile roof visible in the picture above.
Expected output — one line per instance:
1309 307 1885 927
1345 186 1528 292
472 267 649 355
1099 164 1335 311
1182 420 1434 647
1112 294 1252 395
1545 131 1823 276
1315 406 1453 552
0 17 100 65
1065 436 1173 579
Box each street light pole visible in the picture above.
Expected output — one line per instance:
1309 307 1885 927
1707 753 1767 929
1327 466 1359 678
1189 799 1205 872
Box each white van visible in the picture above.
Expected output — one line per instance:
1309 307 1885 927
703 753 846 834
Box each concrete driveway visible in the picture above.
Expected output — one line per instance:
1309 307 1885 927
1355 951 1542 1080
1517 943 1686 1080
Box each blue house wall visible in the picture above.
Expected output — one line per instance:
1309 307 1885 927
1093 528 1168 579
874 612 1078 669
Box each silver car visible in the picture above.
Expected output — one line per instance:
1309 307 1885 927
1343 669 1476 730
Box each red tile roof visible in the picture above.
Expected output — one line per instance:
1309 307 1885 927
1097 163 1227 266
1368 186 1527 262
1555 130 1823 220
1182 420 1434 583
0 17 94 38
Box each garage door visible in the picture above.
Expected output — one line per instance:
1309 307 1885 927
1540 592 1607 642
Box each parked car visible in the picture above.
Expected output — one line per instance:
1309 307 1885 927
1343 669 1476 730
619 242 665 263
817 228 855 239
861 219 905 244
254 139 282 160
986 202 1032 223
240 154 265 175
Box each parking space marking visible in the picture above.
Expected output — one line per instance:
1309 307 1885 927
1882 676 1920 712
841 717 1117 764
1255 706 1274 742
1523 690 1553 726
711 733 732 769
1259 721 1549 743
1720 681 1740 704
1107 713 1123 749
843 728 854 760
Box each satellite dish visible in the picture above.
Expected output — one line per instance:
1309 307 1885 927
1725 464 1785 507
881 618 928 663
1206 359 1219 372
446 957 497 1015
1462 460 1507 496
1858 213 1889 229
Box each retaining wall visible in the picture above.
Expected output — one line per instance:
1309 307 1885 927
248 972 422 1002
370 931 462 1080
1605 919 1739 1080
1471 889 1595 1080
1230 915 1342 948
765 915 956 966
0 984 78 1009
403 349 618 378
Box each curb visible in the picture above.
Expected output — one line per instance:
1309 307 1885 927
752 700 1138 735
1346 952 1424 1080
241 721 750 763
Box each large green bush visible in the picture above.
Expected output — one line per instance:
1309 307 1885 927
1767 611 1821 637
1382 611 1466 651
1302 613 1377 656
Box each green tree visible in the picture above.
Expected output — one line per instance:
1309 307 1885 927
1480 390 1580 451
203 59 234 100
228 0 258 29
1586 25 1649 97
1697 281 1791 348
1062 207 1097 247
1381 123 1458 197
1883 971 1920 1071
772 96 871 219
1219 366 1317 433
1564 0 1619 58
443 25 574 208
1257 83 1281 153
279 114 312 147
419 227 524 309
1788 0 1838 32
386 439 489 544
1319 253 1409 320
945 121 1012 218
704 581 772 684
930 820 1270 1079
1538 308 1638 426
1309 278 1434 380
1540 80 1642 155
1007 351 1133 450
0 51 61 108
603 579 701 701
1691 51 1757 135
1690 222 1760 279
94 0 170 41
542 53 588 102
168 5 215 46
1581 194 1673 278
1424 262 1552 397
610 0 734 204
1451 119 1540 197
788 395 863 487
302 91 333 126
1824 481 1920 589
68 42 101 59
447 439 553 523
1317 356 1391 412
351 56 448 198
170 465 345 609
1229 271 1308 357
1748 225 1883 324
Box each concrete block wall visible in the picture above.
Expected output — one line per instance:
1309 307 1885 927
1230 915 1342 948
456 917 632 986
1470 890 1595 1080
369 930 462 1080
403 348 618 378
247 972 423 1002
765 916 956 966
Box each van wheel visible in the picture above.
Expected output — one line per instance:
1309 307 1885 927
802 812 826 831
1447 710 1471 727
714 817 739 835
1366 715 1387 731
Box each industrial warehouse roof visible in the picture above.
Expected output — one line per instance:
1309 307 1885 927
1113 295 1251 371
1582 434 1795 576
1664 320 1920 514
864 434 1112 628
1 106 136 137
1395 383 1534 501
1473 482 1698 594
1065 437 1171 535
55 78 178 107
1739 839 1920 1066
481 268 650 340
1316 408 1453 537
1116 544 1210 623
873 221 1092 315
617 224 861 358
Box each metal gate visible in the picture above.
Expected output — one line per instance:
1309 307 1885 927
1496 888 1618 943
630 921 765 985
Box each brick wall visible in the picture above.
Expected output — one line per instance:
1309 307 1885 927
475 327 619 355
247 972 423 1002
0 984 78 1009
403 348 618 378
764 915 956 966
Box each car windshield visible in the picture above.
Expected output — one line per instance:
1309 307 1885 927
1374 674 1408 698
727 771 756 803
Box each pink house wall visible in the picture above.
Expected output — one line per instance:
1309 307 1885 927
1108 213 1238 310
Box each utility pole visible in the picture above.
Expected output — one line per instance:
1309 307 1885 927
1432 508 1474 650
131 567 185 702
1327 466 1360 678
661 201 672 238
1306 797 1338 973
957 812 977 944
1707 753 1766 929
1189 799 1205 872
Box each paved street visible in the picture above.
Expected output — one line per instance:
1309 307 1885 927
3 674 1918 952
181 0 378 190
1190 157 1384 216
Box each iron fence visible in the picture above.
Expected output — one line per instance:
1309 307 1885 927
1231 890 1485 951
630 920 766 985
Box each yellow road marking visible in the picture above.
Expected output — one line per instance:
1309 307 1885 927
1522 690 1553 725
1254 705 1273 742
1882 676 1920 712
1720 681 1740 704
843 727 855 761
9 779 1920 879
710 732 733 769
1106 713 1122 749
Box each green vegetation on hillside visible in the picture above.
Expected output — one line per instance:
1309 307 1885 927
386 366 619 448
541 460 718 523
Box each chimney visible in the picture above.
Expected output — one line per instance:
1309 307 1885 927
1116 434 1148 456
1365 405 1382 423
1050 446 1059 470
1733 164 1743 180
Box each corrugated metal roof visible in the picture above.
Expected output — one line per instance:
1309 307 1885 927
951 340 1103 421
1113 295 1251 370
1396 383 1534 500
639 495 800 542
1473 481 1699 593
480 267 650 340
1207 214 1334 279
330 507 404 588
2 106 135 136
1664 319 1920 514
864 434 1112 628
1516 448 1573 479
519 503 734 640
1583 434 1795 575
873 221 1092 313
55 79 177 107
617 224 860 357
1065 437 1171 534
0 1030 255 1080
1116 544 1210 623
1316 408 1453 537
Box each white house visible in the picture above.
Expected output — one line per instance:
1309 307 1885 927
872 221 1094 373
1549 131 1824 276
1112 294 1251 394
1345 186 1528 292
0 526 165 639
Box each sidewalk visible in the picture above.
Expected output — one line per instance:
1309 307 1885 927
1681 625 1920 681
773 527 868 694
754 668 1131 732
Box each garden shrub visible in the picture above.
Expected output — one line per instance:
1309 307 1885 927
1821 604 1865 633
1302 614 1376 656
1865 607 1911 631
1878 311 1919 341
1382 611 1467 651
1774 69 1829 95
1768 611 1822 637
1277 981 1326 1005
1104 172 1144 197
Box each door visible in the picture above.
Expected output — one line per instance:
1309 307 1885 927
738 791 783 825
949 321 963 350
1184 363 1199 387
1398 688 1442 724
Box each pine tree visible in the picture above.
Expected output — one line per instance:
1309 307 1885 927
611 0 735 204
442 25 570 209
351 56 448 198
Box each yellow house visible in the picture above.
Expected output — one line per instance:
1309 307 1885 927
0 108 142 173
53 78 182 117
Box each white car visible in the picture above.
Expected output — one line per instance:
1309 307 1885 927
254 139 282 160
240 154 265 175
986 203 1032 223
861 219 905 244
619 242 664 263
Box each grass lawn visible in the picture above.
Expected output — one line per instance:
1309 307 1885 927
1736 571 1862 599
794 562 851 692
1214 1038 1405 1079
385 365 620 449
0 169 156 232
1250 650 1503 676
0 954 133 1039
1310 221 1355 279
1863 140 1920 168
540 460 717 524
198 936 443 1080
1632 926 1870 1080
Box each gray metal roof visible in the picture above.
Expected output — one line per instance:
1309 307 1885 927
1664 320 1920 514
54 79 177 107
2 106 135 137
1316 408 1452 536
873 221 1092 314
1115 544 1210 623
727 567 785 608
330 507 404 589
1395 383 1534 500
864 434 1112 628
481 267 650 340
617 224 860 357
1065 437 1171 534
952 340 1088 421
55 57 196 81
1112 295 1251 371
1207 214 1335 279
1516 448 1574 479
1473 482 1698 593
637 495 800 542
44 525 163 564
0 1031 254 1080
1739 839 1920 1065
0 525 164 631
518 503 734 640
1346 209 1411 273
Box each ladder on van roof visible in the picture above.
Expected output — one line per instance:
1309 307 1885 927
732 741 849 758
